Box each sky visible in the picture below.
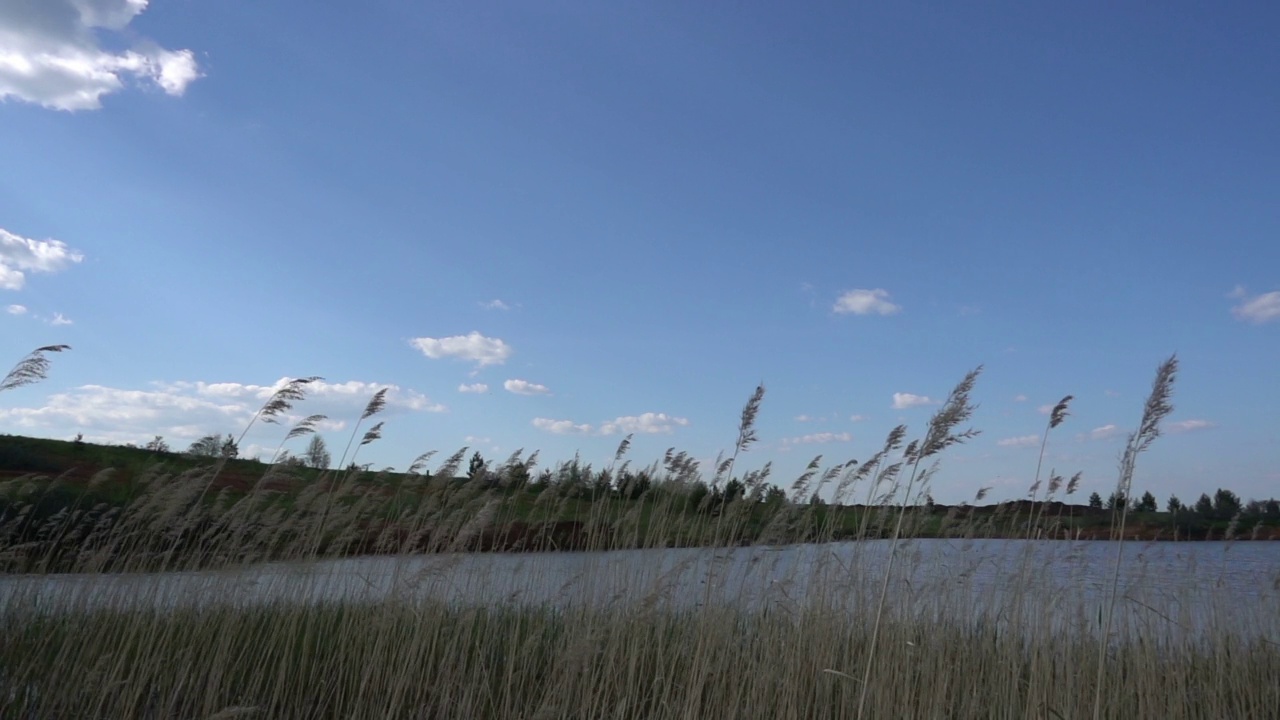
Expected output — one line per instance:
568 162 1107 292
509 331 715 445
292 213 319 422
1 0 1277 505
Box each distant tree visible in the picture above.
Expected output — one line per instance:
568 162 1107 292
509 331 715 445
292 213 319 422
1105 491 1126 511
1134 491 1158 513
619 471 651 500
144 435 170 453
763 485 788 505
1213 488 1241 520
688 481 710 512
527 469 553 493
1166 495 1183 513
1194 493 1214 516
467 451 486 480
1266 499 1280 517
188 433 238 459
591 469 613 498
1087 492 1103 509
503 463 530 492
723 478 745 503
303 435 331 469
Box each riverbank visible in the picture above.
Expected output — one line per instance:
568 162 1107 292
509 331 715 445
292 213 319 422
3 433 1276 574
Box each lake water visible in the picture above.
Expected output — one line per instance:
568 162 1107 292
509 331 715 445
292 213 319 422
2 539 1278 642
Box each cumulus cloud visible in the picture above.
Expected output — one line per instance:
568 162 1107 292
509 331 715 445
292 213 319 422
599 413 690 436
503 379 550 396
409 331 512 367
996 435 1040 448
1168 419 1215 434
1082 424 1125 442
891 392 937 410
458 383 489 394
795 414 815 422
781 432 853 447
833 288 901 316
5 304 26 315
1037 404 1054 415
49 312 72 326
531 417 593 435
1229 286 1280 325
479 299 511 310
0 0 200 111
1013 394 1028 403
849 414 867 422
0 228 84 290
0 377 443 448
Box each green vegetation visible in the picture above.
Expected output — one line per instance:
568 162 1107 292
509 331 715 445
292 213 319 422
1 347 1278 718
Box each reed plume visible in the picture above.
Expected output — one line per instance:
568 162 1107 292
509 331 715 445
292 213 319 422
1 345 71 393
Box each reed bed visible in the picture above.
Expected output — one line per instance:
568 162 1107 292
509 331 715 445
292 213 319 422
1 352 1278 718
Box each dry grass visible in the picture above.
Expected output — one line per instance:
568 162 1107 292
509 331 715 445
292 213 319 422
1 358 1278 718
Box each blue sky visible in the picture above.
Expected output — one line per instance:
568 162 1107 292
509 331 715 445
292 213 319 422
1 0 1277 504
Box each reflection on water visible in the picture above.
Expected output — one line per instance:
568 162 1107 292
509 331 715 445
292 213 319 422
2 539 1278 641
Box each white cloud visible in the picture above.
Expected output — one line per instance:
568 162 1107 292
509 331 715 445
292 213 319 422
1083 424 1125 442
996 435 1040 448
479 299 511 310
1230 287 1280 325
599 413 690 436
5 304 26 315
409 332 512 367
0 228 84 290
531 417 593 435
0 377 443 449
781 432 853 447
1013 394 1028 403
49 312 72 326
504 379 550 396
1168 419 1215 434
1037 404 1054 415
0 0 199 111
464 435 492 444
458 383 489 394
795 414 815 422
892 392 937 410
833 288 901 316
849 414 867 422
160 377 447 414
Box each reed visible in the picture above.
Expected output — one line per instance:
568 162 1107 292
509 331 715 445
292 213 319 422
1 358 1277 719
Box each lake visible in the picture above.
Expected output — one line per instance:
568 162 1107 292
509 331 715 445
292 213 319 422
3 539 1278 642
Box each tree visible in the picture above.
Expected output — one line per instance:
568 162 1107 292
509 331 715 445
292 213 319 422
188 433 237 459
467 451 486 480
1105 491 1126 511
723 478 745 503
144 435 170 453
1134 491 1158 513
1213 488 1241 520
763 485 788 505
1167 495 1183 513
304 435 331 469
1194 493 1213 516
1087 492 1103 509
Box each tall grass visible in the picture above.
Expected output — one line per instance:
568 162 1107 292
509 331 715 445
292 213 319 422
1 356 1277 719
